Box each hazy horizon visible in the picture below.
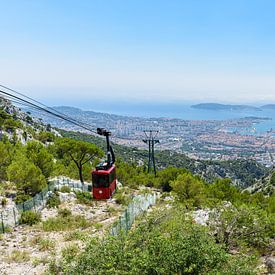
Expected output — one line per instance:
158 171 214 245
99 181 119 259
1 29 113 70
1 1 275 103
40 96 275 112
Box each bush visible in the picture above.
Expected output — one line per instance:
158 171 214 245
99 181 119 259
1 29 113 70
208 204 273 252
170 173 205 208
113 191 130 205
14 193 32 204
2 226 12 233
46 193 61 208
42 214 91 232
7 155 47 197
1 198 8 207
60 186 71 193
65 207 257 274
38 238 55 251
58 208 72 218
20 210 41 226
62 243 79 263
64 231 88 242
6 250 30 263
75 191 93 205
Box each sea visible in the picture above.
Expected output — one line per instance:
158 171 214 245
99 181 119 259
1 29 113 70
84 101 275 135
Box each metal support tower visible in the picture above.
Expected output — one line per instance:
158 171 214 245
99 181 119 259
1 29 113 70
143 130 159 176
97 128 115 166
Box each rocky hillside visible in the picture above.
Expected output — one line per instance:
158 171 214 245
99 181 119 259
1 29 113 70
0 97 59 144
245 170 275 195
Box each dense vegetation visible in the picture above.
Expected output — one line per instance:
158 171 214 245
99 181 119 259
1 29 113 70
61 203 273 274
0 136 102 202
53 166 274 274
61 129 270 188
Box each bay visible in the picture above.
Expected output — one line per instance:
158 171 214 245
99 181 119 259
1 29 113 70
85 102 275 134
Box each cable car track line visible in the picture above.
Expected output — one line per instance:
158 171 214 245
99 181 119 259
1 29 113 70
0 87 97 134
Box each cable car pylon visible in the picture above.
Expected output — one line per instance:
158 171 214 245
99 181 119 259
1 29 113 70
143 130 159 176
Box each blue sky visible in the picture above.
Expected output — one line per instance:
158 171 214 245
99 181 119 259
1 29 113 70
1 0 275 105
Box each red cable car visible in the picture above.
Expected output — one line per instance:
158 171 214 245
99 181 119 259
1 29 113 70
92 163 116 199
92 128 116 200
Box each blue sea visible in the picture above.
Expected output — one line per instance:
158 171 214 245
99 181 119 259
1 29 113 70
84 101 275 134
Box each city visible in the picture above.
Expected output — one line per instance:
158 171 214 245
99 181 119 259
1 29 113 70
29 106 275 167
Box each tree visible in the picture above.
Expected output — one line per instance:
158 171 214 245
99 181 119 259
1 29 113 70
0 141 15 180
206 178 240 203
7 154 47 196
0 109 10 127
170 173 205 207
35 131 55 143
54 138 103 183
26 141 54 178
155 166 187 191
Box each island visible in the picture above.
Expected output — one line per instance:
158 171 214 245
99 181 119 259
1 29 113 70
191 103 261 111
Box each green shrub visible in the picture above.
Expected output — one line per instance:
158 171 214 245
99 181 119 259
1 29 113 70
60 186 71 193
94 223 103 230
2 226 12 233
64 231 88 241
6 250 30 263
14 193 32 204
1 198 8 207
58 208 72 218
7 155 47 197
38 238 55 251
20 210 41 226
75 191 93 205
48 259 63 274
32 256 50 267
170 173 205 208
113 191 130 205
46 193 61 208
62 243 79 263
208 204 273 252
42 214 91 232
66 207 257 274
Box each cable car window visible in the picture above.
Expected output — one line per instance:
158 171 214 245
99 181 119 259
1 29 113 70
109 170 115 183
92 174 109 188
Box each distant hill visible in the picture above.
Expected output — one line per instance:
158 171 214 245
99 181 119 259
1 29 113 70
261 104 275 110
191 103 262 111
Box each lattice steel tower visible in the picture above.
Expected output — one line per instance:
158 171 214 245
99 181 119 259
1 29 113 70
143 130 159 176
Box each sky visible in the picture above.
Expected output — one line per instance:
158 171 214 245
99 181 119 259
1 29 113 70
1 0 275 106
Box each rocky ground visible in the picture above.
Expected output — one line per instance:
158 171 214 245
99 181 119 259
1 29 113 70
0 192 123 275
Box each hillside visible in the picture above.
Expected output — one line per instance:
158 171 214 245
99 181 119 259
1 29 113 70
1 97 272 189
0 97 274 274
61 129 270 188
0 97 59 144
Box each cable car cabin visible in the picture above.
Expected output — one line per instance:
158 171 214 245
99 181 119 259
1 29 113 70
92 163 116 200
